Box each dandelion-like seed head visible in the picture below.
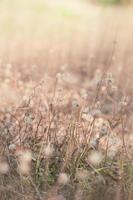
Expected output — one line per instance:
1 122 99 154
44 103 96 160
19 162 31 175
20 150 32 163
9 143 16 151
72 99 80 110
76 169 88 181
18 150 32 175
0 161 9 174
44 144 54 158
58 173 70 185
88 151 103 166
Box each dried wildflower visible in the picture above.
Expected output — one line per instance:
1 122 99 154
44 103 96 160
82 112 93 123
95 118 109 137
24 113 35 124
76 169 88 181
9 143 16 151
44 144 54 159
58 173 70 185
19 162 31 175
88 151 103 166
72 99 80 110
91 109 101 118
20 150 32 163
0 161 9 174
95 118 103 127
18 150 32 175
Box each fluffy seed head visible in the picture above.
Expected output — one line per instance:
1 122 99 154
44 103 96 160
72 99 80 110
88 151 103 165
58 173 70 185
19 162 31 175
18 150 32 175
0 161 9 174
44 144 54 158
76 169 88 181
20 150 32 163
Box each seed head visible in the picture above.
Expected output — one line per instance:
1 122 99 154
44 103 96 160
20 150 32 163
19 162 31 175
18 150 32 175
72 99 80 110
76 169 88 181
0 161 9 174
44 144 54 158
58 173 70 185
88 151 103 166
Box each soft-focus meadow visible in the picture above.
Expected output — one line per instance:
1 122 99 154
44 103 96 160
1 0 133 200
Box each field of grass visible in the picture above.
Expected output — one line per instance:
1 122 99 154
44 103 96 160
0 0 133 200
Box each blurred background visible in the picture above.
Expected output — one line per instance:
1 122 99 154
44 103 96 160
0 0 133 105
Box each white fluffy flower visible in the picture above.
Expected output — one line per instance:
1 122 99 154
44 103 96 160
44 144 54 158
0 161 9 174
58 173 70 185
88 151 103 165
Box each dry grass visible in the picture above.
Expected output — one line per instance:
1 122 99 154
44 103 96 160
0 68 133 200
